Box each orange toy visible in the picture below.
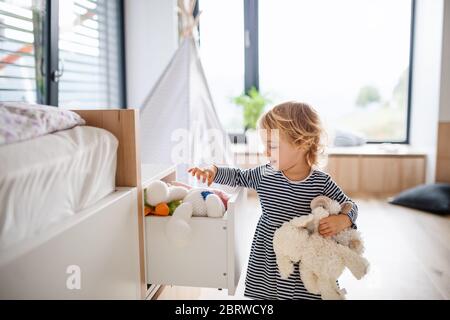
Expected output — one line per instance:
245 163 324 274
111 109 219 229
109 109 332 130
144 206 153 216
154 203 170 216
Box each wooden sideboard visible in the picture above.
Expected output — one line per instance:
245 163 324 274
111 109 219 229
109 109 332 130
436 122 450 183
232 144 427 198
325 154 425 198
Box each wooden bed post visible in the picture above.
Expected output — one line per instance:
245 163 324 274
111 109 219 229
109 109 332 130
72 109 147 299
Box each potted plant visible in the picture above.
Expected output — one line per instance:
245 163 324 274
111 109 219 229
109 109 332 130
231 87 271 144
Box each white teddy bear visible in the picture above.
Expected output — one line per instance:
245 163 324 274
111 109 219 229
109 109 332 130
273 195 369 300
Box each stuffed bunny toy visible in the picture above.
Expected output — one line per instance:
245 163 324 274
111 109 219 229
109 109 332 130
164 181 230 248
273 196 369 300
145 180 188 207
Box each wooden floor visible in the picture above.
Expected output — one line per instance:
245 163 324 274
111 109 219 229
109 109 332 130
156 196 450 300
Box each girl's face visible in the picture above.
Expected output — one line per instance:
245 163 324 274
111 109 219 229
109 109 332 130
260 129 307 171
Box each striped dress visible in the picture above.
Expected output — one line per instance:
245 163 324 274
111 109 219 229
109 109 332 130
213 163 358 300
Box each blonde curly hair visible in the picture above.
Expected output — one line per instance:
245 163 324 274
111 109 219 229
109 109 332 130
258 101 325 168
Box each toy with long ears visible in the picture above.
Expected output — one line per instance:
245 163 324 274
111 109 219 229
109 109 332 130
273 195 369 299
310 196 365 254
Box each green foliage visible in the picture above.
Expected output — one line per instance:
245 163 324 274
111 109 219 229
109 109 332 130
232 87 271 130
355 85 381 107
168 200 182 216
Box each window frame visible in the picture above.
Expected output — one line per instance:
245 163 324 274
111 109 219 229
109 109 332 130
242 0 416 144
40 0 127 108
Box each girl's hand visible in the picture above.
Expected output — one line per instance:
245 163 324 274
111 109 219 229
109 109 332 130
188 166 217 186
318 214 352 237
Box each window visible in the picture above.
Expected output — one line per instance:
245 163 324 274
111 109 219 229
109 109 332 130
0 0 125 108
58 0 123 109
199 0 414 143
259 0 413 142
0 0 46 103
198 0 245 133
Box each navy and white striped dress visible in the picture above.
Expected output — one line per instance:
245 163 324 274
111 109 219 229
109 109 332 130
213 163 358 300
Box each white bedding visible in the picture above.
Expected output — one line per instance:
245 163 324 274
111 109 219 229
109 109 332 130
0 126 118 249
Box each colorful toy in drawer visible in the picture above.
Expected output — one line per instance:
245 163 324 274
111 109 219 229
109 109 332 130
165 183 232 248
169 180 231 212
144 181 187 216
146 180 232 247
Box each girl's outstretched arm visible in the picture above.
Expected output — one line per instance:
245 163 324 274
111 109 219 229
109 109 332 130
213 165 267 190
188 164 267 190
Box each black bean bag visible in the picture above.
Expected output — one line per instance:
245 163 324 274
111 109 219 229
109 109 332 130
389 183 450 214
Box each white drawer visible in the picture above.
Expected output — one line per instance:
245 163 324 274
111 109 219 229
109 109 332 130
0 188 141 299
145 187 247 295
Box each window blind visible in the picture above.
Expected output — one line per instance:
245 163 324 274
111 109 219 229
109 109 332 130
0 0 45 103
58 0 122 109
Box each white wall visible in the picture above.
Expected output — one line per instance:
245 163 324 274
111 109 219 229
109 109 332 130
439 0 450 122
124 0 178 109
410 0 445 183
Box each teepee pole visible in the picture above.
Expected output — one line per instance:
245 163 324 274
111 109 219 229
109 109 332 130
178 0 201 38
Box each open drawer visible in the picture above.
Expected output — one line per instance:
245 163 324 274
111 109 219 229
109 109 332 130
142 164 247 296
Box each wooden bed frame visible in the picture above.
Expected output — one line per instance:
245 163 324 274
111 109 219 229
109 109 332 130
0 109 147 299
73 109 147 298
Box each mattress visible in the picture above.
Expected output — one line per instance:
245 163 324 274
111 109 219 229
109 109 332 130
0 126 118 249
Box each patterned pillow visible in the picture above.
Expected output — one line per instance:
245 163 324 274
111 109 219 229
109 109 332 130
0 102 86 145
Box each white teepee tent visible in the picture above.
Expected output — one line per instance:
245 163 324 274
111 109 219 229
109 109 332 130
139 35 235 186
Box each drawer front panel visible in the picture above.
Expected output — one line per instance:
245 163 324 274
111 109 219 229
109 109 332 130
146 216 228 289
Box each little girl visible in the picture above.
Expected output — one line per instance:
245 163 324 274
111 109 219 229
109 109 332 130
188 101 358 300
